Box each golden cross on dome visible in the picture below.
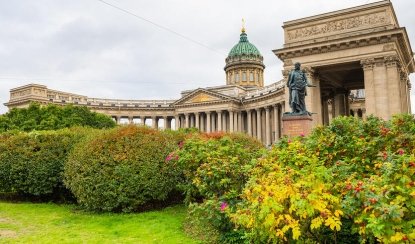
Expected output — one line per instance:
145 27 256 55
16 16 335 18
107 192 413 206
242 18 246 33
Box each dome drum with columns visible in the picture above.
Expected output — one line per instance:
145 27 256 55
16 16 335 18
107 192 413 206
224 27 265 88
4 1 414 145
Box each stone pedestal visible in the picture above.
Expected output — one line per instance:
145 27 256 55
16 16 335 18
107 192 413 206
282 114 313 138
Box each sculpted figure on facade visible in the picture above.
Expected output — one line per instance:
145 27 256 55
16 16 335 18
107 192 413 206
286 62 313 115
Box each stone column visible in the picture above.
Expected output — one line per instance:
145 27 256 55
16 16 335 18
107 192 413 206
373 59 389 120
237 112 242 132
322 98 330 125
163 116 169 129
195 112 200 130
229 110 234 132
233 112 238 132
280 102 285 133
206 111 211 132
362 108 367 120
304 68 322 125
217 111 222 131
265 107 271 146
256 108 262 142
189 115 194 128
345 91 351 116
361 58 376 117
223 112 228 132
200 114 205 132
174 115 180 130
247 109 252 136
273 105 279 142
401 71 411 113
128 116 133 124
211 112 216 132
185 113 190 128
385 55 402 115
115 116 121 125
152 116 157 129
334 92 346 117
174 115 179 130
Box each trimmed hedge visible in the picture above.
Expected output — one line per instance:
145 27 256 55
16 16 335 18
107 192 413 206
64 125 184 212
0 128 92 200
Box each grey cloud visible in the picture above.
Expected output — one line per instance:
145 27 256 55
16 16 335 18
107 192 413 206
1 0 414 114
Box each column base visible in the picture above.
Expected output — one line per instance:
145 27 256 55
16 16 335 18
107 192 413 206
282 114 313 138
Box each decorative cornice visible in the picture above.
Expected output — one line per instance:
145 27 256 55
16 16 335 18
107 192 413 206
275 30 403 60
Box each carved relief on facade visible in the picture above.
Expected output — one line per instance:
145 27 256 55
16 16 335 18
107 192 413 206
33 88 46 95
11 89 31 98
186 93 219 104
287 11 391 41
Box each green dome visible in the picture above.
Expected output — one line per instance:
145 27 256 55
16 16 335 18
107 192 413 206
228 31 262 57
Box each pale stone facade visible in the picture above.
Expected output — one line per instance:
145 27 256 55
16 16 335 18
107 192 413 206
275 0 414 125
4 1 414 145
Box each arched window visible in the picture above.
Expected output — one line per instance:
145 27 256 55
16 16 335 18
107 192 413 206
250 72 254 81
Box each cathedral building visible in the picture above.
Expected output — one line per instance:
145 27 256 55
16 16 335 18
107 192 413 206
4 0 414 145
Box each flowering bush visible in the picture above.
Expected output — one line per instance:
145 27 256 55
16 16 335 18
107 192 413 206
232 115 415 243
232 139 345 243
174 132 264 242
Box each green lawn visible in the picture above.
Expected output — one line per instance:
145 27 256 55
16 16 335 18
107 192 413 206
0 202 199 244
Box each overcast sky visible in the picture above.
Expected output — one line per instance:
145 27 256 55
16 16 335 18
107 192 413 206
1 0 414 114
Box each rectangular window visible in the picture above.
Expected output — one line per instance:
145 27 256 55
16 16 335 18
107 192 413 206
250 72 254 81
242 72 247 81
235 73 239 82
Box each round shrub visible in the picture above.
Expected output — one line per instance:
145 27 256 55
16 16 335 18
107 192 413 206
0 128 89 200
64 125 183 212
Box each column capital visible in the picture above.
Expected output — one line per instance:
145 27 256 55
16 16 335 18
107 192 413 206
255 108 261 112
265 106 270 112
303 66 317 79
205 111 211 115
361 58 375 70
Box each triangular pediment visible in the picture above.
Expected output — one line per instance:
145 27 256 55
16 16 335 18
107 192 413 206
173 88 239 106
185 92 220 104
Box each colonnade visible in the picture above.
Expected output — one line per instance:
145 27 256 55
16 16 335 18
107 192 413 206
175 103 284 146
112 115 175 130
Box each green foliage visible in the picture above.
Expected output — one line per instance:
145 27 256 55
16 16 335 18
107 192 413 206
232 114 415 243
174 132 264 242
0 128 91 200
64 125 183 212
0 103 116 132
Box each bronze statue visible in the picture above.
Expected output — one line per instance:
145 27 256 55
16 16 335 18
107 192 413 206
286 62 314 115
